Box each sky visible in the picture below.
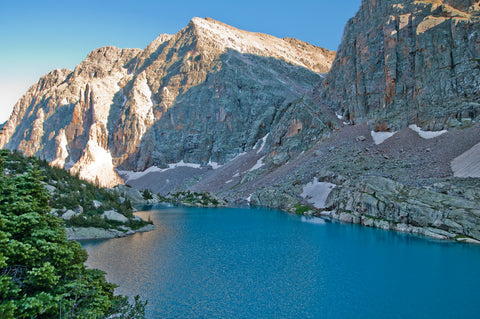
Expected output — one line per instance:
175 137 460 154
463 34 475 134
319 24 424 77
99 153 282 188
0 0 361 123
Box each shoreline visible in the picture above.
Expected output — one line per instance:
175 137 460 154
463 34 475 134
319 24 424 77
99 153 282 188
66 224 156 241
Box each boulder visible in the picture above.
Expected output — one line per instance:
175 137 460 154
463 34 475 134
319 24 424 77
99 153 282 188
101 210 129 223
92 200 102 209
61 210 79 220
44 184 56 194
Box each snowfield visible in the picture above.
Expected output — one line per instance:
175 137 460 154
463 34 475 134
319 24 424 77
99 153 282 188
300 178 336 209
451 142 480 178
409 124 447 139
118 160 202 183
370 131 397 145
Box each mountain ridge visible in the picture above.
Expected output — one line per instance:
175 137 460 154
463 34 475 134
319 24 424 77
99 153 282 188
3 6 480 242
0 17 335 186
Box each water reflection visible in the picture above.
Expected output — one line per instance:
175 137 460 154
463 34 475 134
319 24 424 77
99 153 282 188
300 216 326 225
83 207 480 318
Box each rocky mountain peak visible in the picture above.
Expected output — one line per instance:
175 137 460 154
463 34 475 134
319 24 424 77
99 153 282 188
73 46 140 79
0 68 71 149
1 18 335 186
185 17 335 73
142 34 173 56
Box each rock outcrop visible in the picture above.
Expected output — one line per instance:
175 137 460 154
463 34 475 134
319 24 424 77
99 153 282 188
325 176 480 240
0 17 335 186
323 0 480 129
3 6 480 244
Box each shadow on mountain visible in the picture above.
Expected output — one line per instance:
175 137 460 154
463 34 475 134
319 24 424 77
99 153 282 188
39 103 75 162
112 48 334 172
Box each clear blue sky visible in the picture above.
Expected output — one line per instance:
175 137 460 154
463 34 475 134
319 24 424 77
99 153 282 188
0 0 361 123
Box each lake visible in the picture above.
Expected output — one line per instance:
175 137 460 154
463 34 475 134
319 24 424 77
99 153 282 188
82 206 480 318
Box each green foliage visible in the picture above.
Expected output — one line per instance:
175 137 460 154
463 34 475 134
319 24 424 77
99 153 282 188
141 189 153 200
0 150 150 230
293 203 313 215
68 214 111 229
168 191 225 207
0 151 147 318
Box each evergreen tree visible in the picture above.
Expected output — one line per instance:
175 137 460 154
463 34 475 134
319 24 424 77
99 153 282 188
0 162 146 318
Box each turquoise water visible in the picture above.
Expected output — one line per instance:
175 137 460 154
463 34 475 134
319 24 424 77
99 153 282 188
82 207 480 318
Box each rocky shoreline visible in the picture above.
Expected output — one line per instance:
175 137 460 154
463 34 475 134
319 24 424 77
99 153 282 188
66 224 157 241
4 1 480 246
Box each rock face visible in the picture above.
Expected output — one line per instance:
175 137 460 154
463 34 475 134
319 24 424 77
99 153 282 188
0 17 335 186
3 6 480 243
323 0 480 129
325 176 480 240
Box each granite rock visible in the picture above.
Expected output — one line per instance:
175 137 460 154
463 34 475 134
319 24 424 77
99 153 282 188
101 210 129 223
323 0 480 129
326 176 480 240
0 18 334 186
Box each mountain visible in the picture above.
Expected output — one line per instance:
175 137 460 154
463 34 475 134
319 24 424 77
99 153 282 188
0 17 335 187
3 7 480 243
323 0 480 129
183 1 480 243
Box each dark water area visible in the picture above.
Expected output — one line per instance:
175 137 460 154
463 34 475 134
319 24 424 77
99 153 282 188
82 207 480 318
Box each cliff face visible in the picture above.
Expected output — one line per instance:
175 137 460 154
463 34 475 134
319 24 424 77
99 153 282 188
2 6 480 242
323 0 480 129
0 17 335 186
0 47 140 186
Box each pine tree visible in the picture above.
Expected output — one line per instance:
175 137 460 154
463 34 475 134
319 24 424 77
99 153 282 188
0 160 146 318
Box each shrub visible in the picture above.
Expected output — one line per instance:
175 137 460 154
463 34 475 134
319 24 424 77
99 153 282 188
293 203 313 215
142 189 153 200
0 162 146 318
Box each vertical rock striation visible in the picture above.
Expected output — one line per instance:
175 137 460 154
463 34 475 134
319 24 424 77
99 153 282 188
0 18 335 186
323 0 480 129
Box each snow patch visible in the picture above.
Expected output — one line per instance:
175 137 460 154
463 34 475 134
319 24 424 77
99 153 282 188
64 158 75 170
70 141 122 187
335 112 343 120
118 160 202 183
151 97 157 106
300 178 336 209
208 159 222 169
168 160 201 169
409 124 447 139
451 142 480 178
60 98 69 105
255 133 270 154
118 166 166 182
370 131 397 145
248 156 265 172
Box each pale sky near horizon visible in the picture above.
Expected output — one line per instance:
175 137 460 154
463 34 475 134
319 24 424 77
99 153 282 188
0 0 361 123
